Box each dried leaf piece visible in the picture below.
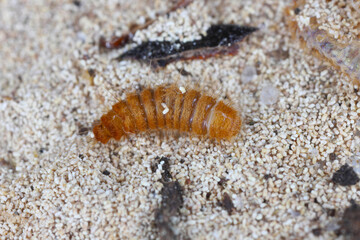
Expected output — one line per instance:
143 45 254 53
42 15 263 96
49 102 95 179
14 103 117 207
116 24 258 67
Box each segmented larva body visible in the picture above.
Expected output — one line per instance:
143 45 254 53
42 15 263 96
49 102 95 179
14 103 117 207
93 85 242 144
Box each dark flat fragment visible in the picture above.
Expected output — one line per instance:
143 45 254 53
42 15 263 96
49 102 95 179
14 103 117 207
332 164 359 186
154 181 184 240
117 24 258 67
340 200 360 239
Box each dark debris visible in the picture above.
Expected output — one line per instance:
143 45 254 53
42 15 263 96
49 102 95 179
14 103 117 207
87 68 96 78
218 192 235 215
217 177 228 187
312 228 322 236
151 157 172 182
294 7 301 15
332 164 359 186
151 157 185 240
329 153 337 161
73 0 81 7
326 208 336 217
117 24 258 67
340 200 360 240
155 181 184 240
264 174 273 180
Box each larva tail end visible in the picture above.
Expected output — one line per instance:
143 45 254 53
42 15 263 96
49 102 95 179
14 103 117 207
93 124 111 144
208 102 242 140
228 115 242 140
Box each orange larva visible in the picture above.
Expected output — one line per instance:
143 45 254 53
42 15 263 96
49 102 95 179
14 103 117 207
93 85 242 144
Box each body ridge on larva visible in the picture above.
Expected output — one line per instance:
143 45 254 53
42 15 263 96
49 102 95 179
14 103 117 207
93 85 242 144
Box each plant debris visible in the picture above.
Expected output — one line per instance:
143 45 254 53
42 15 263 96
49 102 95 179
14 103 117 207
116 24 258 67
99 0 193 50
218 192 235 215
340 200 360 240
152 157 184 240
154 181 184 240
151 156 172 182
332 164 359 186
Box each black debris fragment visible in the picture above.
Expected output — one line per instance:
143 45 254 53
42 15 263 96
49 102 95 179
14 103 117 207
151 157 172 182
152 157 185 240
217 177 228 187
329 153 337 161
332 164 359 186
87 68 96 78
312 228 322 236
294 7 301 15
264 174 273 180
326 208 336 217
155 181 184 240
206 192 211 200
116 24 258 67
77 124 91 136
73 0 81 7
340 200 360 240
218 192 235 215
102 170 110 176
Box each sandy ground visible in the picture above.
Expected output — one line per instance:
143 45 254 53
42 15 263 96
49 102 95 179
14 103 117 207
1 0 360 239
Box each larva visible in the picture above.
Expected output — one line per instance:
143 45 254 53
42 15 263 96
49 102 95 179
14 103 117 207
93 85 242 144
285 2 360 85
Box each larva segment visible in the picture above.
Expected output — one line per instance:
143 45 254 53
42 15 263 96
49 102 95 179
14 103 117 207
173 89 185 130
140 88 157 130
179 89 200 133
126 93 148 132
100 110 125 140
191 95 216 136
112 101 136 134
163 86 179 129
208 101 242 140
154 86 166 129
93 123 112 144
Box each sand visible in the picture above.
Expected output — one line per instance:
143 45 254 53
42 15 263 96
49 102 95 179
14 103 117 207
1 0 360 239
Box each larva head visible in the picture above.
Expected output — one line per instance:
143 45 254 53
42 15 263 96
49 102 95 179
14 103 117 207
93 123 111 144
208 101 242 140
